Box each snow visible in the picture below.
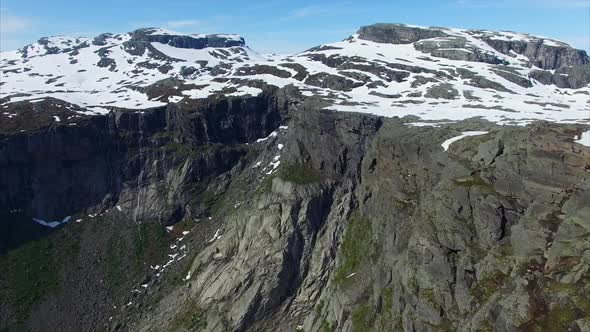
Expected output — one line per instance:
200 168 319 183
542 39 563 47
263 155 282 175
256 131 278 143
227 86 262 97
1 26 588 126
33 216 71 228
441 131 489 151
168 95 184 103
53 116 61 122
574 130 590 147
208 229 222 243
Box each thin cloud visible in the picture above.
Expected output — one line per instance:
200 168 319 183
166 19 202 28
285 4 364 20
0 14 33 33
288 5 328 19
455 0 590 8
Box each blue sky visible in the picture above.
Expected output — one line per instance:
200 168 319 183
1 0 589 53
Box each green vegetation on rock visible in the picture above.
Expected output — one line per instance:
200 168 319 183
454 175 495 194
169 300 208 331
334 213 373 286
420 288 437 307
279 163 321 185
321 320 337 332
134 223 170 268
351 303 376 332
532 281 590 331
470 270 508 303
0 236 60 326
187 182 227 215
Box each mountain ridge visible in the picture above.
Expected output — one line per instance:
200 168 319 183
1 23 589 126
1 22 590 332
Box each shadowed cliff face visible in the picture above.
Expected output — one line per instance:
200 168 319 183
1 87 590 332
0 92 284 224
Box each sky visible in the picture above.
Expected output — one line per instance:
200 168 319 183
1 0 589 54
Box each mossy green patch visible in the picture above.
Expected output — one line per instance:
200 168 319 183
169 299 208 331
278 163 321 185
334 213 373 286
351 303 376 332
470 270 507 303
539 303 579 332
420 288 437 307
0 237 60 326
133 223 170 266
315 299 325 316
0 219 84 328
187 182 227 215
377 288 395 330
516 279 590 331
103 221 171 291
454 175 496 194
164 141 201 159
321 319 337 332
105 233 125 290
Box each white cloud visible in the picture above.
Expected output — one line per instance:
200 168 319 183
0 14 33 33
166 19 201 28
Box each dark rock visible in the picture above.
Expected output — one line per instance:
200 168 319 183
530 65 590 89
304 72 364 91
130 28 245 50
235 65 292 78
358 23 448 44
491 69 533 88
92 33 113 46
468 76 514 93
97 58 116 71
415 37 508 65
425 83 459 99
481 37 589 70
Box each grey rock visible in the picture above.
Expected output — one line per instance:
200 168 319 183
358 23 448 44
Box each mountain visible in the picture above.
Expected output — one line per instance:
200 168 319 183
2 24 589 124
0 24 589 332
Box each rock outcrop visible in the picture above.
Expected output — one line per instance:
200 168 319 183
131 28 246 49
357 23 449 44
1 23 590 332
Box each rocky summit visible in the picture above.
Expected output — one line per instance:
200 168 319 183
0 23 589 332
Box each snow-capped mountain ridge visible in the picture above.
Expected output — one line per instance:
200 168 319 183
1 23 589 125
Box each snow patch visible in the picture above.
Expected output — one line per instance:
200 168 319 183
574 130 590 147
441 131 489 151
208 229 222 243
33 216 71 228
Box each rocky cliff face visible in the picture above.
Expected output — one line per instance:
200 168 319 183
1 85 589 332
1 23 590 332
